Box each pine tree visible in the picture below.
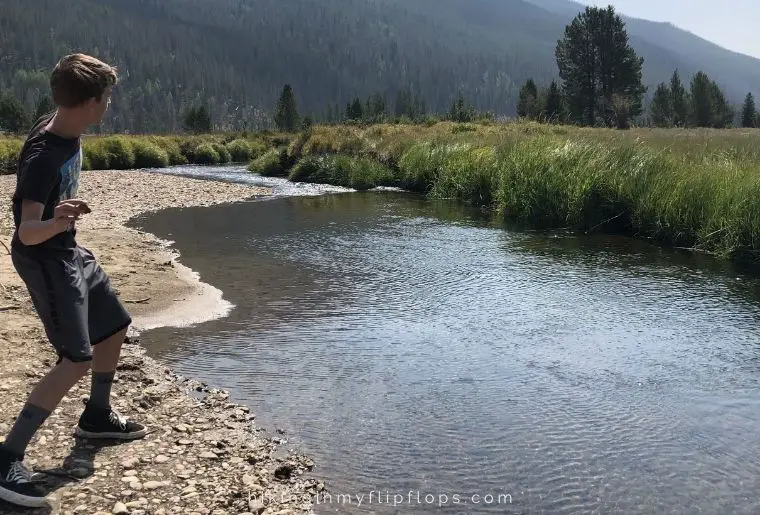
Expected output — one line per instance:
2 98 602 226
517 79 539 119
556 6 645 127
0 93 29 134
709 82 734 128
183 105 212 133
669 70 688 127
448 91 475 122
346 97 363 121
274 84 300 132
742 93 756 128
541 80 563 123
649 83 673 127
690 72 734 128
690 72 713 128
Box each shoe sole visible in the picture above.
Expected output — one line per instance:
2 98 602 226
0 485 48 508
74 426 148 440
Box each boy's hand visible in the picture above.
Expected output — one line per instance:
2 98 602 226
54 200 91 230
60 199 91 214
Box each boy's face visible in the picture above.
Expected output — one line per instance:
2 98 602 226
87 86 113 124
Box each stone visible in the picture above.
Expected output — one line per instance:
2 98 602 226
113 501 130 514
155 455 170 463
248 499 265 514
200 451 218 459
122 457 140 468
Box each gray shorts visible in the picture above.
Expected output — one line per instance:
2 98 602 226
11 246 132 364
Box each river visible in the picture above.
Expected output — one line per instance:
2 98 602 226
131 166 760 514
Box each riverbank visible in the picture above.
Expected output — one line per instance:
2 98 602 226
0 171 319 514
257 121 760 261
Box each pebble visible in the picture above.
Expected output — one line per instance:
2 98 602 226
113 502 129 514
122 457 140 468
155 455 170 463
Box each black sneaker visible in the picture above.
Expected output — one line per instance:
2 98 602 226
75 406 147 440
0 446 48 508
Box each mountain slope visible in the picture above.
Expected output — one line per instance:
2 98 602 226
1 0 757 132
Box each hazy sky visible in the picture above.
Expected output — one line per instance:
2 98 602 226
577 0 760 59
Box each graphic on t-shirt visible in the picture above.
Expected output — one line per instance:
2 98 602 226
59 148 82 201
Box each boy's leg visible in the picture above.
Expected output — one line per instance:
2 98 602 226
4 359 91 456
2 251 96 507
75 246 146 440
89 326 128 410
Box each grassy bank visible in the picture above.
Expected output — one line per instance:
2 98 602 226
0 132 283 174
253 121 760 261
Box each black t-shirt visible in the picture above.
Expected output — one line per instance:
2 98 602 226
11 113 83 256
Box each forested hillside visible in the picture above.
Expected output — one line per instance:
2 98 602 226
1 0 758 132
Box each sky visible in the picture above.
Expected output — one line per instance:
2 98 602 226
577 0 760 59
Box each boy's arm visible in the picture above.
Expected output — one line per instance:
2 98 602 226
17 199 89 246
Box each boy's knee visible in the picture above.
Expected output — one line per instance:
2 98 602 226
57 357 92 377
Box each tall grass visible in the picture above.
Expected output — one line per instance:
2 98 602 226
0 132 275 174
281 121 760 261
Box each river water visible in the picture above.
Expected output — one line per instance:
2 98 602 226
132 166 760 514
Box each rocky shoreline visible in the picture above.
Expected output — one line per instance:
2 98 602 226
0 171 320 514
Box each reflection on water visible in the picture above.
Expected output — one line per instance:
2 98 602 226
133 189 760 514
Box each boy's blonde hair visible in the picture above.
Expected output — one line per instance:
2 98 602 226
50 53 118 108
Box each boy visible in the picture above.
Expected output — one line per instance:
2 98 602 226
1 54 146 508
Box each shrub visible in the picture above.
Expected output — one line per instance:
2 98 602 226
0 139 22 174
152 137 188 165
225 139 267 162
212 143 231 164
102 136 136 169
194 144 221 165
248 149 284 176
289 154 395 190
133 142 170 168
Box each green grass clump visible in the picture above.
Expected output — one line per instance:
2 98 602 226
212 143 232 164
248 148 285 176
0 138 23 174
194 144 221 165
102 136 136 169
226 139 267 162
150 137 188 165
289 154 395 190
133 142 170 168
